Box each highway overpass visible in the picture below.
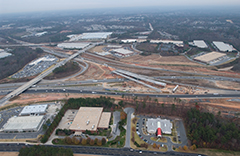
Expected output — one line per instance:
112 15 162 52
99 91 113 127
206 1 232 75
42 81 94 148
0 43 98 106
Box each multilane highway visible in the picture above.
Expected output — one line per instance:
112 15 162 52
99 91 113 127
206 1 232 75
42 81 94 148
21 88 240 99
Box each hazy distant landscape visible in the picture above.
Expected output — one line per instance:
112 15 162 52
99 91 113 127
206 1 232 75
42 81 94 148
0 3 240 156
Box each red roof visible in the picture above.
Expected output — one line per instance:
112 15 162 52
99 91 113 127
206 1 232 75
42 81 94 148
157 128 161 137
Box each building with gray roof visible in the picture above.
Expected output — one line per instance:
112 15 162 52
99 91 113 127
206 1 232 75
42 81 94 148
146 118 172 135
20 104 48 116
3 116 44 132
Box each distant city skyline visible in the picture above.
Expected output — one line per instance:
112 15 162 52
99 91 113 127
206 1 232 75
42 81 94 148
0 0 240 14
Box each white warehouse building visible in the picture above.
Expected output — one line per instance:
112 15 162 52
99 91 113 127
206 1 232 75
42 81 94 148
189 40 208 48
3 116 45 132
57 43 90 49
213 41 234 52
68 32 112 41
20 104 48 116
112 48 134 57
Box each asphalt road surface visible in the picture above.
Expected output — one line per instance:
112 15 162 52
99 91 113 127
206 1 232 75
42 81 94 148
21 88 240 99
0 143 207 156
124 107 135 148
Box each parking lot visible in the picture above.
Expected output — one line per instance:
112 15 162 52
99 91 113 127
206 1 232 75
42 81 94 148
57 109 78 129
135 115 188 151
0 102 62 140
11 55 58 79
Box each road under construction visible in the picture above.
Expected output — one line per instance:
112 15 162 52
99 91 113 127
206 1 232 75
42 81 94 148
112 69 166 92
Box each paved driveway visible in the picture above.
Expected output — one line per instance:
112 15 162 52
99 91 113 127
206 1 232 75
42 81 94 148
124 107 135 148
108 111 121 141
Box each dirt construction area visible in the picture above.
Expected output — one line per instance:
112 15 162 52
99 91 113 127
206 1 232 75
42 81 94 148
68 62 115 81
121 54 202 66
82 52 240 79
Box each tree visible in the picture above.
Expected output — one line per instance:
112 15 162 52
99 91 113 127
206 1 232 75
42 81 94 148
153 143 157 148
72 137 80 145
46 119 51 125
94 138 98 144
81 138 87 145
90 139 95 145
120 111 127 120
183 145 188 151
102 138 106 145
190 144 196 150
132 127 136 132
87 137 91 144
143 102 146 108
65 136 72 144
97 139 102 146
43 124 48 131
171 104 176 112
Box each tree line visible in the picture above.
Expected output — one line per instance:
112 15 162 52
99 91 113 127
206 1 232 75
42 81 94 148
63 137 106 146
41 96 116 143
19 145 73 156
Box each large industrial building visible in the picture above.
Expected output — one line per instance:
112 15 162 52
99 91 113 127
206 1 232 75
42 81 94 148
3 116 45 132
146 118 172 135
68 32 112 41
20 104 48 116
189 40 208 48
112 48 134 57
69 107 111 132
121 39 146 43
193 51 227 64
57 43 90 49
213 41 234 52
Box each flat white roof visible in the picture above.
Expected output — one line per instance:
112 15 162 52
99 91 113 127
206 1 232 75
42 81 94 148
68 32 112 41
57 43 90 49
3 116 44 131
121 39 146 43
98 112 111 129
150 40 183 45
213 41 234 52
113 48 134 55
194 51 226 63
70 107 103 131
29 57 56 66
147 118 172 134
81 32 112 39
0 52 12 59
20 104 48 115
193 40 208 48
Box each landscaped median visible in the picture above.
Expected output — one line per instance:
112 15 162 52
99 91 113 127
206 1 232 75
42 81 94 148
150 137 167 143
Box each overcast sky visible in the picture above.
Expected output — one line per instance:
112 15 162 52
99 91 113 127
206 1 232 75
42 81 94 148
0 0 240 14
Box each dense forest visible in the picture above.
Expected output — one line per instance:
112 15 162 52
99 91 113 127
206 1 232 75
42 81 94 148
41 96 116 143
186 108 240 150
0 47 43 80
19 145 73 156
231 58 240 72
45 61 80 80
